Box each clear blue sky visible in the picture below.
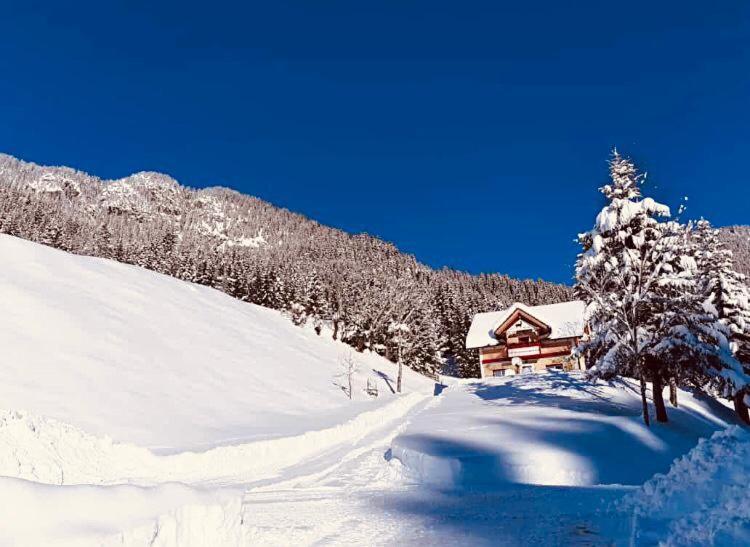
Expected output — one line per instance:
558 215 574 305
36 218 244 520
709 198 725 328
1 1 748 283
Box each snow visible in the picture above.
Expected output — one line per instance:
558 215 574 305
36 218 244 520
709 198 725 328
217 232 266 250
27 172 82 197
100 172 183 217
0 393 426 486
0 477 244 546
465 300 585 349
0 235 434 453
390 372 740 488
621 425 750 546
1 235 745 545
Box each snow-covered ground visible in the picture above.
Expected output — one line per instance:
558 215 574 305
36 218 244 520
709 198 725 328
391 373 738 488
622 426 750 545
1 235 747 545
0 234 434 453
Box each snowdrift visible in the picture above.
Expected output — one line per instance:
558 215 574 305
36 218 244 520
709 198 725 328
0 476 245 546
391 372 741 488
621 426 750 546
0 393 425 486
0 235 433 453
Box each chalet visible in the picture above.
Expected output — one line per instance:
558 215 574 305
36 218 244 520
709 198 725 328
465 301 586 378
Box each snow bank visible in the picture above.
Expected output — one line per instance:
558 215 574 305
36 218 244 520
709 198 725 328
621 426 750 546
0 235 434 452
0 392 426 486
0 477 244 546
391 372 740 488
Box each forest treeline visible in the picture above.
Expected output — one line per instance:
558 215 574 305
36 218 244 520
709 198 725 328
0 153 572 378
719 226 750 279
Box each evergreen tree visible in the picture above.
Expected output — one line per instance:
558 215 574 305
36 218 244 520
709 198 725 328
575 151 672 425
693 220 750 422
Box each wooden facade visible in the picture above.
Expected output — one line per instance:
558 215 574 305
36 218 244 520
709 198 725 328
468 303 586 378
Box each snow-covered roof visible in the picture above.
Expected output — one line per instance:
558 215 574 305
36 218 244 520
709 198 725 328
465 300 586 349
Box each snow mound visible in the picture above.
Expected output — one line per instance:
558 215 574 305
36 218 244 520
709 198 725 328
391 372 740 488
0 476 244 546
0 235 433 453
621 426 750 546
0 393 425 486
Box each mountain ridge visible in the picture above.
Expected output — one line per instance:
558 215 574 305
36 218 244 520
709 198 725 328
0 152 572 377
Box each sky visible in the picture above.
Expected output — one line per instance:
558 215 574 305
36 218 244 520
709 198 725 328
0 1 748 284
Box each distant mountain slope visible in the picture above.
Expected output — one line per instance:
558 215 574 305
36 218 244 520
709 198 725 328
0 235 433 451
719 225 750 280
0 153 572 377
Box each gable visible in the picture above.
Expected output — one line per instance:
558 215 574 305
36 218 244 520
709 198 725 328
465 300 586 350
494 309 550 338
507 318 536 334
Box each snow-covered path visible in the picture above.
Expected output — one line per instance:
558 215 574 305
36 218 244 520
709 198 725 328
237 381 634 546
239 407 632 546
5 374 738 545
236 374 740 545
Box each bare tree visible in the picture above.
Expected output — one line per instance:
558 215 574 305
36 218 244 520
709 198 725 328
336 351 359 399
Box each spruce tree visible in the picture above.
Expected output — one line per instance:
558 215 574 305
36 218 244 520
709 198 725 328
575 151 672 425
693 220 750 422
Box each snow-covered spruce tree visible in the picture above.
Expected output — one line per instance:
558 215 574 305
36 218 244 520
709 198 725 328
575 151 674 425
693 220 750 422
645 221 741 418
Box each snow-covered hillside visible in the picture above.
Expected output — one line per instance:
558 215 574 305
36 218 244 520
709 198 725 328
0 235 434 455
1 235 745 545
391 373 741 488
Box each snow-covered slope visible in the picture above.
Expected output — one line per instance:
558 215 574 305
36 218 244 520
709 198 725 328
391 372 741 488
0 235 434 453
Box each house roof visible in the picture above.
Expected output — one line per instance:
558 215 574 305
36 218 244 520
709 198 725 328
465 300 586 349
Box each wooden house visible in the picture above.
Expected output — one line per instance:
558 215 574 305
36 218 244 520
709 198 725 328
465 301 586 378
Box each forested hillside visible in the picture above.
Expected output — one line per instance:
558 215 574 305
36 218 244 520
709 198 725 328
0 154 571 377
719 226 750 280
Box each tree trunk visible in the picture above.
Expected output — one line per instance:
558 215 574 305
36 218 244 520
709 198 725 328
652 373 668 423
332 319 339 341
669 377 678 408
397 361 403 393
734 391 750 425
639 373 651 427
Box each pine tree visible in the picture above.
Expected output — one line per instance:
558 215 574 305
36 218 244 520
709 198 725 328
645 221 732 419
575 151 672 425
693 220 750 422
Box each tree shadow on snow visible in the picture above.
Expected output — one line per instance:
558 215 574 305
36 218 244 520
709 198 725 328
377 433 632 545
372 369 396 394
469 371 635 414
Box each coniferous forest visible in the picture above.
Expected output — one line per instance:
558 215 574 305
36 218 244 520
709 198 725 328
0 153 573 378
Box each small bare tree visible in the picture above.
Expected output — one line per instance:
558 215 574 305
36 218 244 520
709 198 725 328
336 351 359 399
388 321 410 393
